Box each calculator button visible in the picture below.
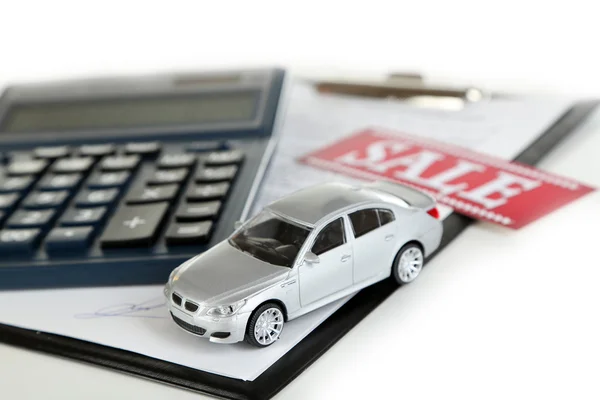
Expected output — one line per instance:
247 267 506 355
7 159 48 176
79 143 116 157
34 146 70 159
196 165 238 182
0 176 35 193
147 168 188 185
186 141 225 153
175 201 221 221
100 155 140 171
0 193 19 210
22 190 69 209
87 171 130 189
204 150 244 166
165 221 212 245
38 173 82 191
157 153 196 169
0 229 42 253
52 157 95 173
100 202 169 248
60 207 106 226
124 141 161 156
7 209 55 228
186 183 230 201
75 188 119 207
45 226 94 252
126 184 179 204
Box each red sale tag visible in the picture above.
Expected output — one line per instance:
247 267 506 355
299 128 594 229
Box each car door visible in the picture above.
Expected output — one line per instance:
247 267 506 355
348 207 393 283
376 208 399 265
298 217 354 306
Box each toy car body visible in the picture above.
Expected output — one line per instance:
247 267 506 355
164 180 443 347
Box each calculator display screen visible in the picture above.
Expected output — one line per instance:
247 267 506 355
1 92 258 133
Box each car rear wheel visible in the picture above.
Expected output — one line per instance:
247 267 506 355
393 243 424 285
245 303 284 348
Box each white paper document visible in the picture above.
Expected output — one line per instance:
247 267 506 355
0 285 350 381
0 80 574 382
252 83 576 214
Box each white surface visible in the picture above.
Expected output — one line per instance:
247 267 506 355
1 2 600 399
0 79 569 383
0 286 349 381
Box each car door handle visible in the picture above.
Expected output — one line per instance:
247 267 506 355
341 254 351 262
385 234 394 241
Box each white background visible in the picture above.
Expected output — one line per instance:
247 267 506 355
1 1 600 399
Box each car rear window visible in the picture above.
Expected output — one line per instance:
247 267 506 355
349 209 380 238
378 209 395 225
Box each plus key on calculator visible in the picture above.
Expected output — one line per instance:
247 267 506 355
0 67 287 289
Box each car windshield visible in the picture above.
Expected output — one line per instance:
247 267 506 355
229 209 312 268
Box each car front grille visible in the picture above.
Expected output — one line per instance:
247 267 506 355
184 300 199 312
172 293 182 306
171 313 206 336
171 292 200 314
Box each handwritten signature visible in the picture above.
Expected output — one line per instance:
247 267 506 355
74 297 166 319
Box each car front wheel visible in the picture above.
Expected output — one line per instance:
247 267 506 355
392 243 424 285
245 303 284 348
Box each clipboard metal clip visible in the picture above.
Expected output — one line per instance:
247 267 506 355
313 72 490 111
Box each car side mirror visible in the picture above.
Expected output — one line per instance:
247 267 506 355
304 251 320 264
234 220 243 230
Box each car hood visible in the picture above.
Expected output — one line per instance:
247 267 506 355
170 240 289 305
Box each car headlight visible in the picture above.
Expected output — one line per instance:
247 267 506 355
206 300 246 317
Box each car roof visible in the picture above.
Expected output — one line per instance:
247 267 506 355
266 182 399 226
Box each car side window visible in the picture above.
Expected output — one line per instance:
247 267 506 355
311 218 346 255
349 208 380 238
378 209 395 225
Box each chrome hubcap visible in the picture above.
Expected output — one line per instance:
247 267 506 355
254 307 283 345
398 247 423 283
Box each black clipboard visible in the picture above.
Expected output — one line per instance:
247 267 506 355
0 98 597 400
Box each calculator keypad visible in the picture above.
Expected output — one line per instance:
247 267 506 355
7 159 48 176
158 153 197 169
100 155 140 171
23 191 69 209
187 182 230 201
0 139 244 258
0 193 19 210
75 188 119 207
39 173 83 191
0 228 42 253
100 202 170 248
87 171 131 189
126 184 179 204
165 221 212 245
79 143 116 157
34 146 71 159
7 209 56 228
0 176 35 193
147 168 188 185
60 207 106 226
52 157 95 173
125 141 161 156
45 226 94 252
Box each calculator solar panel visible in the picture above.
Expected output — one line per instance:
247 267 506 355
0 68 286 290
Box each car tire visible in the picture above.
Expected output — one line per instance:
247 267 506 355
245 303 285 348
392 243 425 285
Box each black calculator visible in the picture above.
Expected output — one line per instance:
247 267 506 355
0 68 286 290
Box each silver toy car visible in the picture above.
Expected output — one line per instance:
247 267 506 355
164 180 443 347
